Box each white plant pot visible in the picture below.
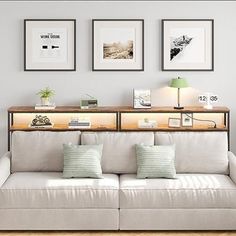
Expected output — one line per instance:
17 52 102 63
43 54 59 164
41 97 50 106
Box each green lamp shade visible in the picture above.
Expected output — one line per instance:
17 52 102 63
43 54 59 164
170 77 188 88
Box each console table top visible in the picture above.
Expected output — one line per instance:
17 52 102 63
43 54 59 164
8 106 230 113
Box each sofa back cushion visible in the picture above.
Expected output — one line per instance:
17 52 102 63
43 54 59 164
81 132 154 173
154 132 228 174
11 131 81 172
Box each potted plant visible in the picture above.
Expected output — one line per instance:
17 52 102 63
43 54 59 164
37 87 55 105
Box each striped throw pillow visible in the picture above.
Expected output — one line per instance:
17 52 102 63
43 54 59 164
136 144 176 179
63 144 103 178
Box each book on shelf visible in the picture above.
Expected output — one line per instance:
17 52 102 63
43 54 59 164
35 103 56 110
68 120 91 129
68 125 91 129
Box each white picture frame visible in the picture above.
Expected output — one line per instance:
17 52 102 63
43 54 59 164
168 118 181 128
24 19 76 71
162 19 214 71
133 89 151 109
92 19 144 71
181 113 193 127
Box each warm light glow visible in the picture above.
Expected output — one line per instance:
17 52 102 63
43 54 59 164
14 113 117 129
152 86 200 107
121 113 180 128
121 112 224 129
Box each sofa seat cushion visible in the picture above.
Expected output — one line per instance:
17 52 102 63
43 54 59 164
0 172 119 209
120 174 236 209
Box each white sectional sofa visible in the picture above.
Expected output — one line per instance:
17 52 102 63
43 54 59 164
0 131 236 230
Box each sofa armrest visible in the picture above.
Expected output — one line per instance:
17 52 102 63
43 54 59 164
0 152 11 187
229 151 236 184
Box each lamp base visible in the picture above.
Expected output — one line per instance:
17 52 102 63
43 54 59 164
174 106 184 109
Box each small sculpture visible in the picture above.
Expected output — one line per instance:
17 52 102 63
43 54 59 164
31 115 52 126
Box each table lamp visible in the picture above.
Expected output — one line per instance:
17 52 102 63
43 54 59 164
170 77 188 109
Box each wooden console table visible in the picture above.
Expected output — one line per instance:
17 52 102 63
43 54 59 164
8 106 230 150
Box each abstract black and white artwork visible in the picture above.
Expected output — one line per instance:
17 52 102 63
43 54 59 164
170 35 193 61
162 19 214 71
24 19 76 71
93 19 144 71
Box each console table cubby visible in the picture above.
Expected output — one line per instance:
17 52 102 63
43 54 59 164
8 106 230 151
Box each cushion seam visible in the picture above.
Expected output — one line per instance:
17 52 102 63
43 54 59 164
1 189 119 191
120 188 236 191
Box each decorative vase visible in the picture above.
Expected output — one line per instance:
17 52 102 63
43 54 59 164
41 97 50 106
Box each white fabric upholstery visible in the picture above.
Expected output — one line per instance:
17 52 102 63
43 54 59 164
229 151 236 184
120 174 236 209
0 209 119 230
0 172 119 209
155 132 228 174
11 131 81 172
81 132 154 173
4 131 236 230
0 152 11 187
120 209 236 230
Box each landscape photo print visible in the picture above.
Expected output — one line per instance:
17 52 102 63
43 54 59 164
162 19 214 71
102 28 134 60
93 19 144 71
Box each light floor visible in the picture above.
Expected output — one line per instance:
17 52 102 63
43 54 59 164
0 232 236 236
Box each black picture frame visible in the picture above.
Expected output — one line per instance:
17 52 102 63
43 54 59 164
24 19 76 71
92 19 144 71
162 19 214 71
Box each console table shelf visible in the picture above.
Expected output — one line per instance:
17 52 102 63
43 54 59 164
117 106 229 113
10 124 116 131
8 106 230 150
121 124 227 132
8 106 119 113
8 106 229 113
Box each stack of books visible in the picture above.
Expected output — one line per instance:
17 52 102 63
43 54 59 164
68 118 91 129
30 123 54 129
35 103 56 110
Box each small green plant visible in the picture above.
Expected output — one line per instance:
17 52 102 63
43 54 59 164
37 87 55 99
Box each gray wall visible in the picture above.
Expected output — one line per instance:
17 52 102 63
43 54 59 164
0 1 235 155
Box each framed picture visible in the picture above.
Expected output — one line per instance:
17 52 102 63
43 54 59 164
24 19 76 71
92 19 144 71
133 89 151 109
181 113 193 127
168 118 181 128
162 19 214 71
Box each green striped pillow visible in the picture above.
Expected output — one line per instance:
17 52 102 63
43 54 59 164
63 144 103 178
136 144 176 179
